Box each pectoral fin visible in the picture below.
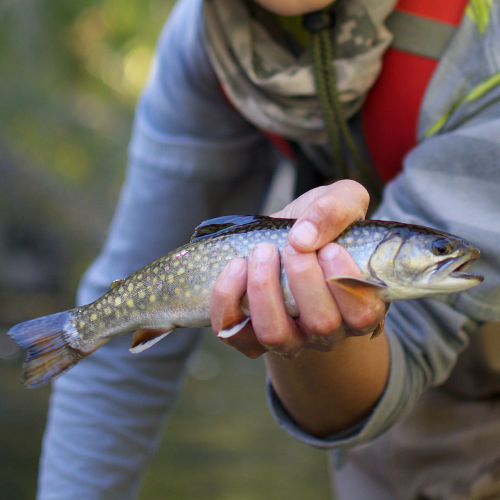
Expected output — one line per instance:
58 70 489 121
370 318 385 339
130 329 173 354
327 276 387 299
217 317 250 339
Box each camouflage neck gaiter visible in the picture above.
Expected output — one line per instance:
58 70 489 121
204 0 396 144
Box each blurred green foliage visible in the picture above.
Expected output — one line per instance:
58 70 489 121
0 0 175 199
0 1 331 498
0 0 177 298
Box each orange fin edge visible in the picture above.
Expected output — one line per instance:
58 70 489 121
130 329 172 354
327 276 385 301
370 319 385 339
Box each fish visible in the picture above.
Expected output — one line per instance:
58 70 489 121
7 215 483 388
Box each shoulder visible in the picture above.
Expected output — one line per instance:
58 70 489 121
154 0 216 89
419 2 500 139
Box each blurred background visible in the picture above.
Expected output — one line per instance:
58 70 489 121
0 1 330 498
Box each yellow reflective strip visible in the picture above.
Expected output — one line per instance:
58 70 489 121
465 72 500 101
425 72 500 138
466 0 492 34
465 5 476 30
472 0 487 32
478 0 490 31
424 111 456 138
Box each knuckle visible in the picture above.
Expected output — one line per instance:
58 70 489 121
314 194 341 219
305 313 342 336
249 273 272 297
210 284 234 305
286 254 315 279
340 179 370 203
316 196 352 230
248 259 278 294
258 320 301 353
346 305 383 332
259 324 290 348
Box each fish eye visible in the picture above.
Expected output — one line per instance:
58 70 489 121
431 238 453 256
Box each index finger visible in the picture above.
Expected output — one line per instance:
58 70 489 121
273 180 370 252
318 243 387 334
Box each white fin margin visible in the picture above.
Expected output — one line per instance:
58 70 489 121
129 331 172 354
217 317 250 339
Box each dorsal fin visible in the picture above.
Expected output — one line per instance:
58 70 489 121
110 279 125 290
190 215 274 242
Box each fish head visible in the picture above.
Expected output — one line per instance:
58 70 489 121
369 225 484 301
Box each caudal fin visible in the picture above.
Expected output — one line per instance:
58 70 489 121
7 311 85 388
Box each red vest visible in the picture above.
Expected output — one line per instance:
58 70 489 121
253 1 470 187
362 0 469 183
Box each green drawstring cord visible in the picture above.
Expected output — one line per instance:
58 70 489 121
303 9 382 205
303 11 346 179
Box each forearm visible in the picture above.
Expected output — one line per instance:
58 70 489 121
265 332 389 437
210 181 390 436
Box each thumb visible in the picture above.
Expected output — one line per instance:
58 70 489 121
275 180 369 252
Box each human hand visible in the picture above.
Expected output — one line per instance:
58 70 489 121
210 180 387 358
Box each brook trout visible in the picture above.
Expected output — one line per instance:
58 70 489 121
8 215 483 388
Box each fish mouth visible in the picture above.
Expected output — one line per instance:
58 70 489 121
440 254 483 282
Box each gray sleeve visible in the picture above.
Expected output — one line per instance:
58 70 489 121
268 299 473 450
267 75 500 449
38 0 276 498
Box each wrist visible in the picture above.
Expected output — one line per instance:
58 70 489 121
264 333 389 436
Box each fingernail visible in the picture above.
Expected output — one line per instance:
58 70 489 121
320 243 340 261
290 221 318 248
225 258 245 276
252 243 274 262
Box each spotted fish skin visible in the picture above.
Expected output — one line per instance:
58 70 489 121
71 217 293 353
7 215 483 388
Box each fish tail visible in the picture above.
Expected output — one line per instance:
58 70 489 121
7 310 86 388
